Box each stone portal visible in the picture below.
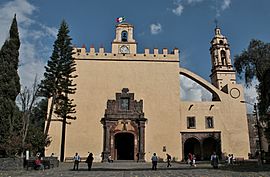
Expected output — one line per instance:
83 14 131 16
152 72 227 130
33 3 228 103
101 88 147 162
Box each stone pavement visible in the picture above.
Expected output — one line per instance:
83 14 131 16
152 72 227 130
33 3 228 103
1 161 270 177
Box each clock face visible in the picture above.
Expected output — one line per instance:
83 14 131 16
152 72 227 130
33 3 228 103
119 45 130 54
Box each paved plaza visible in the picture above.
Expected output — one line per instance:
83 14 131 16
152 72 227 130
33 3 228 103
1 161 270 177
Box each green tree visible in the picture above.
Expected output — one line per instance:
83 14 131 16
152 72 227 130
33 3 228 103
39 20 77 161
26 98 50 156
234 39 270 140
0 14 21 157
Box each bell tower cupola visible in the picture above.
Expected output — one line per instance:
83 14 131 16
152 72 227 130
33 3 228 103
112 23 137 54
210 26 236 92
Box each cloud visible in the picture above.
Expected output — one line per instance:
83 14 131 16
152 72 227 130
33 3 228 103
150 23 162 35
180 75 212 101
172 3 184 16
242 79 258 113
171 0 232 17
0 0 57 89
215 0 232 17
221 0 231 10
187 0 204 3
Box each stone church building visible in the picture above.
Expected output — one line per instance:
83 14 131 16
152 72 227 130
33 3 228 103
46 23 250 162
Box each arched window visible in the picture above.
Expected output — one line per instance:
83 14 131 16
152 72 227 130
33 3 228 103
219 40 224 45
220 50 226 65
121 31 128 42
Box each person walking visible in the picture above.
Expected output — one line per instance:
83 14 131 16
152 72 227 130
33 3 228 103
151 153 158 170
210 152 219 169
73 152 81 170
166 153 172 167
86 153 94 171
187 153 193 166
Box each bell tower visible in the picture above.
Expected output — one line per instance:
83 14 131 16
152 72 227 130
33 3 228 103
111 23 137 54
209 26 236 92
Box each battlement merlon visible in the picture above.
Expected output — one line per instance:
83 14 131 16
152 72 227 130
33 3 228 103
72 47 179 62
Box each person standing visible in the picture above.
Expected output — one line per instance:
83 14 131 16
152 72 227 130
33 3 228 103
166 153 172 167
151 153 158 170
73 152 81 170
86 153 94 171
108 155 113 163
136 152 140 163
210 152 219 169
192 154 196 167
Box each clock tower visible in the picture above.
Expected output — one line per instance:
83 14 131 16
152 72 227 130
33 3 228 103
112 23 137 54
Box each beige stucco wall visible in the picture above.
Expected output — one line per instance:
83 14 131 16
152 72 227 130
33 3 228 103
46 52 182 161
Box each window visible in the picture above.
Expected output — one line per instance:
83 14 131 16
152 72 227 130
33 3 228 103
120 98 129 110
221 50 226 65
121 31 128 42
187 117 196 129
205 116 214 128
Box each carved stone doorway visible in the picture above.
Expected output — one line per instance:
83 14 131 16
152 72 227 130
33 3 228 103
101 88 147 162
115 132 134 160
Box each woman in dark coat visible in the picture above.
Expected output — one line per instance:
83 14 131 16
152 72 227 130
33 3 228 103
86 153 94 171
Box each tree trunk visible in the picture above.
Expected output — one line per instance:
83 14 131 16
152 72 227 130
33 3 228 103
44 95 56 136
60 115 67 162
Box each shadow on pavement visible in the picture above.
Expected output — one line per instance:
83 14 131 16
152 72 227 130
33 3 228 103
68 163 270 172
219 164 270 172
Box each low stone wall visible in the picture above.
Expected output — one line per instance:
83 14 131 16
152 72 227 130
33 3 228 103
0 158 24 170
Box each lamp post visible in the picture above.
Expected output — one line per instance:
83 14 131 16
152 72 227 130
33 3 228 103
241 101 263 165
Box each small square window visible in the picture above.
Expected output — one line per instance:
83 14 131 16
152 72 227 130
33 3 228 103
187 117 196 129
205 116 214 128
120 98 129 110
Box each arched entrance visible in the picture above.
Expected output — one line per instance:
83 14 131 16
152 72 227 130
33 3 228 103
115 133 134 160
184 138 201 160
181 132 221 161
100 88 147 162
203 137 219 160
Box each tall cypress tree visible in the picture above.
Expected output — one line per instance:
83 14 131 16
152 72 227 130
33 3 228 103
0 14 21 156
39 20 77 161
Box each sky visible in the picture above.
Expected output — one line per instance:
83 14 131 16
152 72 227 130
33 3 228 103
0 0 270 112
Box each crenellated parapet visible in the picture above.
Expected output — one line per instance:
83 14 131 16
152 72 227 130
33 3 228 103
73 22 179 62
73 46 179 62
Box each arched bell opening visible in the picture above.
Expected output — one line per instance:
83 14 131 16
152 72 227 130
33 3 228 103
121 30 128 42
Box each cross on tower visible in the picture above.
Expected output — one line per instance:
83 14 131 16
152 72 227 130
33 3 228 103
214 18 218 28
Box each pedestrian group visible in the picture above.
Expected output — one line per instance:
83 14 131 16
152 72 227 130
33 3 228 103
70 151 220 171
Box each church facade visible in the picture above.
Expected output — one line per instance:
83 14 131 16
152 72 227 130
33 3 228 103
46 23 250 162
